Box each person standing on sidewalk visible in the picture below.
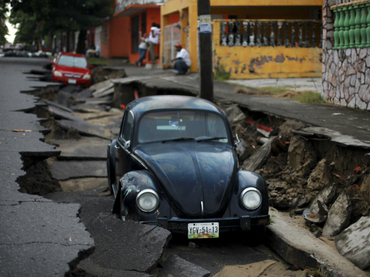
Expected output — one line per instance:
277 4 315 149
171 44 191 75
136 32 148 67
148 23 160 64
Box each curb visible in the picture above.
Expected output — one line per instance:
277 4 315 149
266 208 368 277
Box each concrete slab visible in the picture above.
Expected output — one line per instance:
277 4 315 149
45 191 171 276
111 76 153 84
40 99 74 113
48 160 107 180
227 78 323 93
266 208 368 277
82 97 112 105
56 119 112 140
158 254 210 277
293 127 370 149
89 79 113 91
92 84 114 97
52 138 107 160
93 87 114 98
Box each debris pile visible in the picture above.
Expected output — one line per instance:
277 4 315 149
219 99 370 270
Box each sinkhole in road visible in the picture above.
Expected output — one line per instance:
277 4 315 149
17 82 370 244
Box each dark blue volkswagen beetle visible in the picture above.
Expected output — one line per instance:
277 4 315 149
107 95 269 239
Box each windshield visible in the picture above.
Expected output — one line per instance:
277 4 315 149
138 110 229 144
57 55 88 68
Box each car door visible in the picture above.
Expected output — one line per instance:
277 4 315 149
115 109 135 186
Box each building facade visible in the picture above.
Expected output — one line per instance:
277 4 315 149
160 0 323 78
99 0 323 79
100 0 162 66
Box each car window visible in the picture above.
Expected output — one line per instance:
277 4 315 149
57 55 88 68
138 111 228 143
122 111 134 142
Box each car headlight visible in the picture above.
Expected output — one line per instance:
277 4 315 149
82 74 91 79
241 188 262 210
53 71 62 77
136 189 159 212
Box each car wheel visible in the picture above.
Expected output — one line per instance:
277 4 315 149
112 184 124 220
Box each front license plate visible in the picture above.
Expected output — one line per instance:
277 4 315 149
188 222 219 239
68 79 77 84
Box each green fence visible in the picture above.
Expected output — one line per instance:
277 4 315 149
332 1 370 49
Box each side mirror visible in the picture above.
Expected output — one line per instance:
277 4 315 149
124 140 131 149
50 60 55 65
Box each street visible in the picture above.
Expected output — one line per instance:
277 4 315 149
0 57 305 277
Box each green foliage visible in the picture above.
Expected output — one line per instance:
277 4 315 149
10 10 36 44
86 57 108 66
0 0 9 44
258 85 295 95
251 85 324 104
294 91 324 104
214 64 231 81
270 214 276 224
9 0 114 46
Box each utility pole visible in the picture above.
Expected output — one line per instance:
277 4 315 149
198 0 214 102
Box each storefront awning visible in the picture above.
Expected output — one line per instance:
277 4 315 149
113 4 159 17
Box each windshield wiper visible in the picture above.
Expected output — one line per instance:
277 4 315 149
162 137 196 143
196 136 227 142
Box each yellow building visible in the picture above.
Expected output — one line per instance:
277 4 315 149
160 0 323 79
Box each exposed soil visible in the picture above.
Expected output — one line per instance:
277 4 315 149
17 158 61 195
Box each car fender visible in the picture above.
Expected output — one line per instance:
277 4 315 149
229 170 269 216
116 170 169 221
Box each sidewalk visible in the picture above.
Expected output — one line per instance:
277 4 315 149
116 64 370 149
226 77 323 93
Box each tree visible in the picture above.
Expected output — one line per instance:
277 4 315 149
0 0 9 45
60 0 114 53
9 10 36 44
9 0 114 52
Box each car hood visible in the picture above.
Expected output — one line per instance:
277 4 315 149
54 65 90 75
134 142 237 218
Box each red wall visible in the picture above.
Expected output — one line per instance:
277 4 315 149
103 7 160 62
111 17 130 58
101 17 130 58
168 13 180 24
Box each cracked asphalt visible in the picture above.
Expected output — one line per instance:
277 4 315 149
0 57 94 276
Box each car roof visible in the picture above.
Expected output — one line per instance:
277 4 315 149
127 95 225 116
59 52 86 58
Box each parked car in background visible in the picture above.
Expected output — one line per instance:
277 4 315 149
3 43 14 53
51 52 93 87
15 43 24 50
107 95 270 239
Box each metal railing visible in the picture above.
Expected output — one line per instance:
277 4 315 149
335 0 357 3
218 20 322 48
332 1 370 49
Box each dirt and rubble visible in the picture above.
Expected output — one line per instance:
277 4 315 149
16 65 370 276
